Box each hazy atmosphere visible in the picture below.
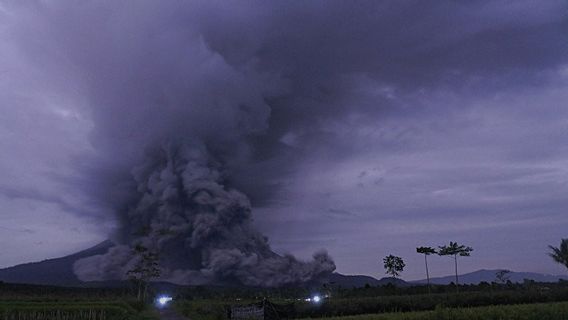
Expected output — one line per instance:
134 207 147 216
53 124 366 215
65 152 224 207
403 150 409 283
1 0 568 282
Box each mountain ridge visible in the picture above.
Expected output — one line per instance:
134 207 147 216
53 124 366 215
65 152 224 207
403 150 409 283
0 240 113 286
411 269 568 285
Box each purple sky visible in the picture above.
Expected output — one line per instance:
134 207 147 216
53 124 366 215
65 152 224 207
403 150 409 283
1 1 568 281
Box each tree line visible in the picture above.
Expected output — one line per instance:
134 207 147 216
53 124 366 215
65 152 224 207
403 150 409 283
383 241 472 293
383 238 568 294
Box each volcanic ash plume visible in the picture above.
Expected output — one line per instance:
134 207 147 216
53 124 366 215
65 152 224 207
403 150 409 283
6 0 338 287
74 144 335 286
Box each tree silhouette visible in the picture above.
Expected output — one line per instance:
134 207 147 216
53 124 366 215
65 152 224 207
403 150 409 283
495 269 511 284
383 255 405 278
438 241 473 292
416 246 436 293
548 238 568 271
126 244 161 301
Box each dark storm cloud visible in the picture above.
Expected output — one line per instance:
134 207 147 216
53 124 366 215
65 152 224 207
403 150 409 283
5 0 566 204
0 185 88 216
192 0 568 201
1 0 567 279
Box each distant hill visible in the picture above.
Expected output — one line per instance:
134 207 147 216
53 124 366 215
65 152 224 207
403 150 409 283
327 273 409 288
413 269 568 285
0 240 113 286
327 273 380 288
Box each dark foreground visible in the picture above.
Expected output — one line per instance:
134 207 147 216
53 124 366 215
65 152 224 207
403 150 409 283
308 301 568 320
3 281 568 319
158 306 188 320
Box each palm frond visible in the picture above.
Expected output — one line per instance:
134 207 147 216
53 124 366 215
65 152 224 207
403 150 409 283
548 240 568 268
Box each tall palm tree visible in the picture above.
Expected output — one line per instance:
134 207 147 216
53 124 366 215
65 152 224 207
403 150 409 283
438 241 473 293
548 238 568 271
416 246 436 293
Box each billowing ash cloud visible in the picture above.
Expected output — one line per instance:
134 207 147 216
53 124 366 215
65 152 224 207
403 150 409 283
75 143 334 286
35 1 339 286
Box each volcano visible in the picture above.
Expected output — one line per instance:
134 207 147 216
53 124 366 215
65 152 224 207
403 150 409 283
0 241 372 288
0 241 113 287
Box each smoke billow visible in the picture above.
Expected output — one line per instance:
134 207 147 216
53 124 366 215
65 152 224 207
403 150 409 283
75 143 334 286
7 1 342 286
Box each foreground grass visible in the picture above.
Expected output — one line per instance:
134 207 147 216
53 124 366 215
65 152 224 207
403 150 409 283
0 301 159 320
177 288 568 320
309 301 568 320
176 299 229 320
299 289 568 318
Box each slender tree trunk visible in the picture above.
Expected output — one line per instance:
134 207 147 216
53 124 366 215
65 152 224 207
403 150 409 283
454 255 459 293
424 254 431 294
137 280 142 301
143 281 148 301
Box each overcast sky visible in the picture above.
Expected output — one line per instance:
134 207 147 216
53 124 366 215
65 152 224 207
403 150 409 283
1 1 568 281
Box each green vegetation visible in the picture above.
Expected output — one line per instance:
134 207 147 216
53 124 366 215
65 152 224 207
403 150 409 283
293 288 568 318
0 302 131 320
0 283 158 320
177 295 568 320
0 301 158 320
176 299 231 320
174 283 568 319
300 301 568 320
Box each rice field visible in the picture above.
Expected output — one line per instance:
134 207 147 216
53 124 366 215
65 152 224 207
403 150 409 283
304 301 568 320
0 301 158 320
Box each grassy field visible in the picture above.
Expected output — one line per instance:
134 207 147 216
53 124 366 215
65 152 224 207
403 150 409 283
176 300 568 320
3 281 568 320
294 288 568 318
175 287 568 320
310 301 568 320
0 301 159 320
176 299 235 320
0 282 160 320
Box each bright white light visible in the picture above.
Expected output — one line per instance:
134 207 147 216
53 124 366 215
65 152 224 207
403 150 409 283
157 296 173 306
312 295 321 303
